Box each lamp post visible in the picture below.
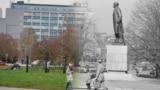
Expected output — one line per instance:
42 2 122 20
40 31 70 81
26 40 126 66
60 14 65 73
26 28 29 73
45 52 49 73
63 57 66 74
44 40 49 73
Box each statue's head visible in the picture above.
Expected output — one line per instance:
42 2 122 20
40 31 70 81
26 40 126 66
113 2 119 8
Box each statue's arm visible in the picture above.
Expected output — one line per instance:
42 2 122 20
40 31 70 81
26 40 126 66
117 8 122 24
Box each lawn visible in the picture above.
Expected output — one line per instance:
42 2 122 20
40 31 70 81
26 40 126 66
0 66 68 90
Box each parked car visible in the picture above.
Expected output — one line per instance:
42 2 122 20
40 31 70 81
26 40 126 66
136 66 155 77
0 61 6 66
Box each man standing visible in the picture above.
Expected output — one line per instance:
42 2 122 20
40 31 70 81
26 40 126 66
113 2 125 45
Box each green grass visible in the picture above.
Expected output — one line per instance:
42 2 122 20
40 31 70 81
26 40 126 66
0 66 67 90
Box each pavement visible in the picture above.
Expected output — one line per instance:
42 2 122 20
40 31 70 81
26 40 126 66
0 87 36 90
74 71 160 90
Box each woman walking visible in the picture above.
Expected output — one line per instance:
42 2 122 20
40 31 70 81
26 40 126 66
65 63 73 90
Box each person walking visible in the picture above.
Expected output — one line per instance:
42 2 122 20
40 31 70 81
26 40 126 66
46 60 50 73
65 63 73 90
95 59 108 90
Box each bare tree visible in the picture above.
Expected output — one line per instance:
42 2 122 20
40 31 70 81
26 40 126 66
126 0 160 66
0 33 19 62
20 27 36 63
73 14 97 65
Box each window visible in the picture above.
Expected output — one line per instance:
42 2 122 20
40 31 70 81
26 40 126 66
33 12 40 16
32 22 40 26
50 17 58 20
42 12 49 16
50 23 57 26
23 22 31 25
33 16 40 19
50 30 57 37
50 13 58 17
33 29 40 32
24 16 32 19
41 23 49 26
24 11 32 16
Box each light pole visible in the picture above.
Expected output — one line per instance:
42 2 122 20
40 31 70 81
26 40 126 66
26 28 29 73
60 14 66 73
44 41 49 73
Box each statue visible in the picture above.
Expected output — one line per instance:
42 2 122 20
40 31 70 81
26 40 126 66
113 2 125 45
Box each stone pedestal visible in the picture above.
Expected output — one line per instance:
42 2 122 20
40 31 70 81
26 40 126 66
104 72 135 81
105 45 128 72
104 45 135 81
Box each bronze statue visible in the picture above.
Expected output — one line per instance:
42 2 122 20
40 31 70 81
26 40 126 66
113 2 125 45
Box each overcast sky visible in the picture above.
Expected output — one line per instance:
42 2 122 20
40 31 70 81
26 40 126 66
0 0 139 35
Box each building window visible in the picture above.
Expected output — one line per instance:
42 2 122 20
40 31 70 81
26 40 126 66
23 22 31 25
50 23 57 26
33 12 40 16
32 22 40 26
50 30 57 37
50 17 58 20
24 16 32 19
24 11 32 16
33 16 40 19
41 23 49 26
33 29 40 32
42 12 49 16
50 13 58 17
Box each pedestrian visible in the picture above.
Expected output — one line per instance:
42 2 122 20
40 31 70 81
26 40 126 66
95 59 108 90
47 60 50 73
65 63 73 90
11 62 21 70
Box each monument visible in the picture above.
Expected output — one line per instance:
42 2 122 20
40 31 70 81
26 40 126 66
112 2 125 45
104 2 135 81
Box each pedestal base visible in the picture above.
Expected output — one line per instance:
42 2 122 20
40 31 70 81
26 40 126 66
104 72 136 81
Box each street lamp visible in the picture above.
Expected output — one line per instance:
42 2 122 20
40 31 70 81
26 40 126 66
43 40 49 73
59 14 66 73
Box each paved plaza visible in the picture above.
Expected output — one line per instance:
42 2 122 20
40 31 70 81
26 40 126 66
0 87 36 90
74 72 160 90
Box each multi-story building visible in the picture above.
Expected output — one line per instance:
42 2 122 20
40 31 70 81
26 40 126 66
0 8 6 33
6 1 89 41
0 18 6 33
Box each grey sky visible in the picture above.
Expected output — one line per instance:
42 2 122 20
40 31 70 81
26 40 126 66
0 0 138 35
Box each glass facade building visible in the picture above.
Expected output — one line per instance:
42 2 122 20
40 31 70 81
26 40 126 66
6 1 89 41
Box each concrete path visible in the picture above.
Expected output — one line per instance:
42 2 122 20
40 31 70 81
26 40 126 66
74 72 160 90
0 87 36 90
